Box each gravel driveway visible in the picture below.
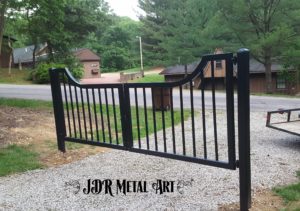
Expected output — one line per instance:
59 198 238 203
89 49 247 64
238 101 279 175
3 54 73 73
0 111 299 210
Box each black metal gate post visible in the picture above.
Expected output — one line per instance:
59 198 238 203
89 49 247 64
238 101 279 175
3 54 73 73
49 68 66 152
237 49 251 210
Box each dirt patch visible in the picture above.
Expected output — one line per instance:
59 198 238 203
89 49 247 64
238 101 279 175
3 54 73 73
0 106 109 167
219 189 285 211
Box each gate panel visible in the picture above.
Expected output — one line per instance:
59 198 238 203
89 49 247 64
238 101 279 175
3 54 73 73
49 53 236 169
50 69 127 150
49 49 251 210
123 53 236 169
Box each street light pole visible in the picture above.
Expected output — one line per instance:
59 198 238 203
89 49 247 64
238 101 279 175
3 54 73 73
137 36 144 77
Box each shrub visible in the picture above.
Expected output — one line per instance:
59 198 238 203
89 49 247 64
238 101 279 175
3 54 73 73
101 46 132 71
31 62 83 84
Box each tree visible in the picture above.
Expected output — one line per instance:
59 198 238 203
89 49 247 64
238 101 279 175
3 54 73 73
100 17 142 71
138 0 217 66
159 0 217 65
138 0 170 66
218 0 300 93
63 0 110 48
3 0 145 72
5 14 30 48
21 0 111 65
0 0 9 55
0 0 23 66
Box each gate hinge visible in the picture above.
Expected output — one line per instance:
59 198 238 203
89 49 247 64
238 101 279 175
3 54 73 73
232 56 237 65
236 160 240 168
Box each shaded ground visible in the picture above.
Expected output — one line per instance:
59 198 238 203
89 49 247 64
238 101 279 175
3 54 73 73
219 189 284 210
0 106 108 167
0 68 32 85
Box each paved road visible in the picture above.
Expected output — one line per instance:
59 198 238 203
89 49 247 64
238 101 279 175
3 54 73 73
0 84 299 112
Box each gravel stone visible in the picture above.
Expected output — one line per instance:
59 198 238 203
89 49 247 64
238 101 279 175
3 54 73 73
0 111 299 210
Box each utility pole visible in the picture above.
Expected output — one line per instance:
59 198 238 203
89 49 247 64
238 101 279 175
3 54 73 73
137 36 144 77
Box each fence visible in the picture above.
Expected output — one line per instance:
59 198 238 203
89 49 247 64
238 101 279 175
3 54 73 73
49 49 250 210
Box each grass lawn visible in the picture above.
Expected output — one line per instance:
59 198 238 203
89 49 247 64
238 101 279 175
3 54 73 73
119 66 152 73
131 74 164 83
0 98 52 109
0 97 191 176
0 98 189 143
90 102 190 143
273 171 300 210
0 145 43 176
0 68 32 84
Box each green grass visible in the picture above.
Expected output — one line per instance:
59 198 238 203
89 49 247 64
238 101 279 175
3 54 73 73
89 103 190 143
120 66 152 73
0 98 52 109
45 139 83 150
0 98 190 177
131 74 164 83
130 107 190 140
0 68 32 84
273 171 300 210
0 145 43 177
0 97 191 143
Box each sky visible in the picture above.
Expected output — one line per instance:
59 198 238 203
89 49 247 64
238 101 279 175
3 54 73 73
107 0 140 21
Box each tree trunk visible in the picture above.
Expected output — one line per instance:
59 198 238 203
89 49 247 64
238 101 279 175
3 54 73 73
184 64 188 89
7 36 12 75
47 41 54 62
8 50 11 75
0 0 8 67
18 60 22 70
265 61 273 94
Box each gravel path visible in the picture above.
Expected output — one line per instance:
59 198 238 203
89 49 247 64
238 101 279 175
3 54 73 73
0 111 300 210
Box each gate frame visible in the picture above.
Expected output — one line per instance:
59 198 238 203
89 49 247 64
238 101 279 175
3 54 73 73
49 49 251 211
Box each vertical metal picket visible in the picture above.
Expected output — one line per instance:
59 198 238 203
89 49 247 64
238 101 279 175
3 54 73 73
49 68 66 152
237 49 251 211
119 84 133 148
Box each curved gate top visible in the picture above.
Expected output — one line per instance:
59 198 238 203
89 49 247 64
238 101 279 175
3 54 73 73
49 49 250 211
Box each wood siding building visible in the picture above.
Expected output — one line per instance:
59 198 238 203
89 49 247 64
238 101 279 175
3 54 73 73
248 60 298 94
160 49 229 90
160 49 299 94
73 48 101 79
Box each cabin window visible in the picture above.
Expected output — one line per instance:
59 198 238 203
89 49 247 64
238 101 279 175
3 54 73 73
216 60 222 69
276 78 286 89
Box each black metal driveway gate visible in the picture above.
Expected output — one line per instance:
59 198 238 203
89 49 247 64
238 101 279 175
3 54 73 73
49 49 250 211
